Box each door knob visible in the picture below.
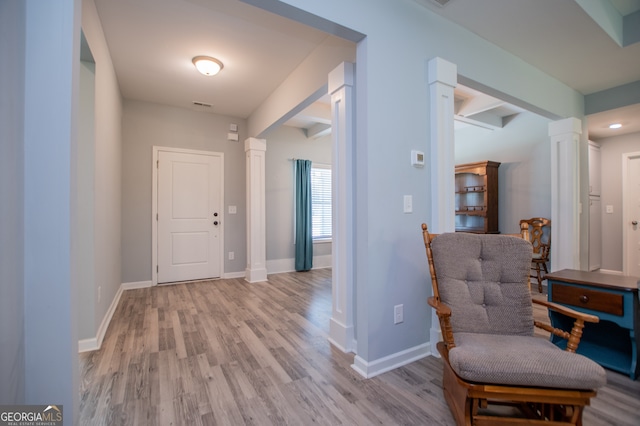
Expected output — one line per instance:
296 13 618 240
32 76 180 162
213 221 219 226
213 212 218 217
633 221 638 226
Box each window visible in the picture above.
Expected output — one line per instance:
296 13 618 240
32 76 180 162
311 166 332 240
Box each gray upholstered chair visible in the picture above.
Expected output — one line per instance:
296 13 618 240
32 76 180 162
421 224 606 426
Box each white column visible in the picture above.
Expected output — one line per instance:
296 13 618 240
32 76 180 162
328 62 356 353
428 57 457 356
549 118 582 271
245 137 268 283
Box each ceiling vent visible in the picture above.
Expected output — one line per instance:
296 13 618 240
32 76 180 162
192 101 212 108
430 0 452 6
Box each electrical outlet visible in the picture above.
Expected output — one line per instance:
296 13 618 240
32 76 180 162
228 251 235 260
394 304 404 324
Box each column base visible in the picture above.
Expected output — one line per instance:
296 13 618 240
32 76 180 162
244 267 267 283
328 317 355 353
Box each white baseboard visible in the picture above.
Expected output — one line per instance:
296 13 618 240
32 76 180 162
598 269 623 275
78 284 124 353
223 271 246 279
266 255 332 275
351 342 431 379
313 254 332 269
122 280 152 290
78 337 99 353
430 326 442 359
78 280 153 353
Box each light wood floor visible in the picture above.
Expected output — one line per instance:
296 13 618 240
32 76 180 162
80 270 640 425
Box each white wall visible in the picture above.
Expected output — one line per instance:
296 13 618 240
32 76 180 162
121 100 248 282
595 130 640 272
264 125 332 272
455 111 552 234
0 0 26 404
252 0 586 365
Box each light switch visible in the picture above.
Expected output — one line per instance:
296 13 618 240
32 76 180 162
403 195 413 213
606 205 613 214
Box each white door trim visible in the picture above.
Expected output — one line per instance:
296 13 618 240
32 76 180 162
152 146 224 286
622 151 640 276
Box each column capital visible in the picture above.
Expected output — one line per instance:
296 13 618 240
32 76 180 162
244 137 266 152
428 57 457 88
328 62 354 95
549 117 582 137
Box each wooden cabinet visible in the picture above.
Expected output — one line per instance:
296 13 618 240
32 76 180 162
546 269 640 380
455 161 500 233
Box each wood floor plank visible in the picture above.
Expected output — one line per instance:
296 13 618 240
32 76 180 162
79 269 640 425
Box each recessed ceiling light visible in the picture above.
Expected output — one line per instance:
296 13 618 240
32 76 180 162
192 56 223 76
609 123 622 129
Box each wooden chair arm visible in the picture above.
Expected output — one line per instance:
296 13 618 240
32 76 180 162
428 296 451 315
532 298 600 353
427 297 456 350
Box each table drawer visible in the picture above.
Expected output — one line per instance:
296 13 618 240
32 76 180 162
551 283 624 316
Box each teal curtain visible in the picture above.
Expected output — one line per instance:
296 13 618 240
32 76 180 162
295 159 313 271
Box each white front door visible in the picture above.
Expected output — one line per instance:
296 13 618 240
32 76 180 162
158 150 223 283
624 152 640 278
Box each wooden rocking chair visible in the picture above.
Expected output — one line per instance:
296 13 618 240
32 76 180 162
421 224 606 426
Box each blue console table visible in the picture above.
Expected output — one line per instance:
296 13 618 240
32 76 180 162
546 269 640 380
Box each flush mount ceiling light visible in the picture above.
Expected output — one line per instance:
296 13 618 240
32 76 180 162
609 123 622 129
192 56 223 76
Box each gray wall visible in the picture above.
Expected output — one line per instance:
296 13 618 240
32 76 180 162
78 60 97 340
264 125 332 267
6 0 598 407
0 0 26 405
80 0 123 344
595 130 640 272
263 0 586 365
121 100 248 282
455 111 552 235
23 0 80 420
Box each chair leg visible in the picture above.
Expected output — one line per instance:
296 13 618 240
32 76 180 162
536 264 543 293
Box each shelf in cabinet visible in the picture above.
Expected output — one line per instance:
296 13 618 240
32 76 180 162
455 190 486 194
456 227 492 234
456 210 486 217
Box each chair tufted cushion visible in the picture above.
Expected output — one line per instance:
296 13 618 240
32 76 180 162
431 233 533 336
449 332 607 389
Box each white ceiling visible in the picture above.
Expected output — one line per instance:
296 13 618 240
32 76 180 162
417 0 640 139
93 0 640 138
93 0 330 118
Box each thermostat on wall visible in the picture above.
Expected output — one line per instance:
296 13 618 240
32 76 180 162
411 150 425 167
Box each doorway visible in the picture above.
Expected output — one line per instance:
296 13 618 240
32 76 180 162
623 151 640 277
153 147 224 284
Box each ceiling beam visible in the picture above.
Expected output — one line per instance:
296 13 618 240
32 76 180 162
456 95 505 117
305 123 332 139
